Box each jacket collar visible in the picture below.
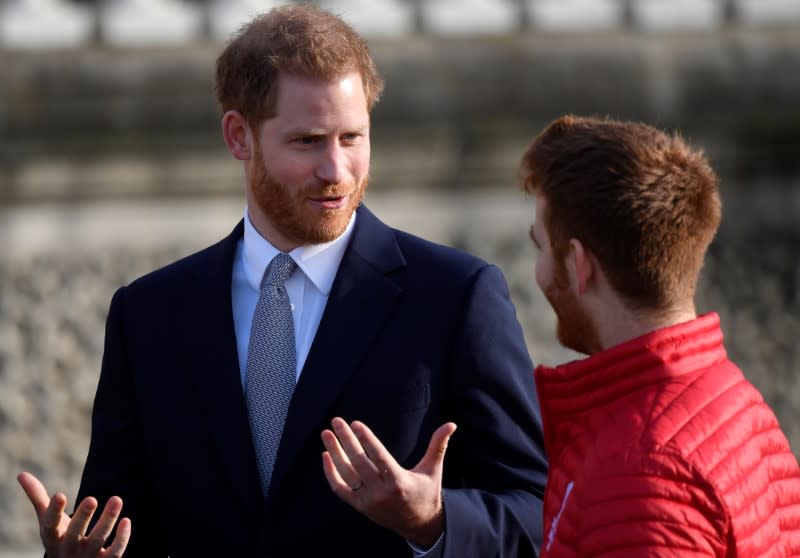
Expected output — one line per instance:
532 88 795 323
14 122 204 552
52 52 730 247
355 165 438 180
535 312 727 421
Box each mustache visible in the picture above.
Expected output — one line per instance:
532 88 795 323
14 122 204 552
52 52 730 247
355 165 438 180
302 177 368 198
252 161 369 199
305 185 353 198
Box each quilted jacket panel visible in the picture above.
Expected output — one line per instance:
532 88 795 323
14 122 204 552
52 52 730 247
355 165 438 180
536 313 800 557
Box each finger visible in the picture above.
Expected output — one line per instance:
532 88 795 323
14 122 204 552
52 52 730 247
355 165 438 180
321 429 364 490
37 490 69 549
416 422 457 474
17 472 54 518
103 517 131 558
84 496 123 554
350 420 400 479
41 492 68 532
330 418 381 481
321 451 357 502
64 496 98 541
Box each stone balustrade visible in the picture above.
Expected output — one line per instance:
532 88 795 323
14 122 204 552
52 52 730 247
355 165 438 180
2 0 800 49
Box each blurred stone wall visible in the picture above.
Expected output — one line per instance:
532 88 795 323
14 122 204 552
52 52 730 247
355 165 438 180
1 189 798 552
2 26 799 554
2 28 800 201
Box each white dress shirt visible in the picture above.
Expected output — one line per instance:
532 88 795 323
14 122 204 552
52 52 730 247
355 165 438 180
232 207 355 387
231 207 443 557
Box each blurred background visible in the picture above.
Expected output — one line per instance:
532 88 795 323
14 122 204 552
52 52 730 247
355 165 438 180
1 0 799 554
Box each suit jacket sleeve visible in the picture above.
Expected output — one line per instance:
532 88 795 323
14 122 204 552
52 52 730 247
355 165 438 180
440 264 547 558
76 287 168 557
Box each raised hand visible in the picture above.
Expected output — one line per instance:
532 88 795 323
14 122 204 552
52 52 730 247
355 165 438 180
17 472 131 558
321 418 457 548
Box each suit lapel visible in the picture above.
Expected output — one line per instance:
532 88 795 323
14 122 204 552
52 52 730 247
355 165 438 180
268 206 406 497
181 221 263 513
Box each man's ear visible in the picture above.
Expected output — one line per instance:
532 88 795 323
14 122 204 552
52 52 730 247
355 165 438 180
568 238 594 295
221 110 253 161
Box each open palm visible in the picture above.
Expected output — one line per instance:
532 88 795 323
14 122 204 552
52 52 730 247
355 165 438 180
18 472 130 558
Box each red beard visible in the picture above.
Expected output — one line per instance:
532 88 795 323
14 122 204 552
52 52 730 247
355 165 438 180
544 259 602 355
250 156 367 247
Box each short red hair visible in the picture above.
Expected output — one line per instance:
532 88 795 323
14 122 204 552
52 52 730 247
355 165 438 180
215 5 384 127
521 115 721 312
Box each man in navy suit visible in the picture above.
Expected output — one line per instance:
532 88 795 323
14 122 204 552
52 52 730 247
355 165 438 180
19 5 547 557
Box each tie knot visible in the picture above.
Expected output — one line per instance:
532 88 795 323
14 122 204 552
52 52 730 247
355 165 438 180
262 253 297 288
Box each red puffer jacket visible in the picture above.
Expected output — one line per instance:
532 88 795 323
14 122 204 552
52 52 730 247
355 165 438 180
535 313 800 557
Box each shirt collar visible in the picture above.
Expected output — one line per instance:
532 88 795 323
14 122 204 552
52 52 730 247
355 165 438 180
242 207 356 295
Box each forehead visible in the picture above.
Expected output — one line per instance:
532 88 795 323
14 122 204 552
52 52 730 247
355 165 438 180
534 193 547 223
533 193 552 240
272 71 368 124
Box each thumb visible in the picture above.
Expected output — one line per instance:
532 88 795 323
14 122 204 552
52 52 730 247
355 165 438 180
17 472 50 515
417 422 457 474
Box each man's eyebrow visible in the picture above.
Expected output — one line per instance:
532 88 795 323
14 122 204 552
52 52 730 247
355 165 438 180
284 124 370 136
284 127 326 137
529 225 541 249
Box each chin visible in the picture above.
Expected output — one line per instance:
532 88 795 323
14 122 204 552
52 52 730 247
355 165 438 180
551 298 601 355
294 214 350 244
557 327 596 356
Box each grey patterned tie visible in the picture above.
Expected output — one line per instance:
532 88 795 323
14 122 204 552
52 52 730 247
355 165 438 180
245 253 298 495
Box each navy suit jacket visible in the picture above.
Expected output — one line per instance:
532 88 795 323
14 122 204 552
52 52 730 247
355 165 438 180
77 205 547 557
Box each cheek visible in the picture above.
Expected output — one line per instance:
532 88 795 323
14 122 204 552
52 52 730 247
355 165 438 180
351 145 371 178
268 157 311 188
535 257 550 292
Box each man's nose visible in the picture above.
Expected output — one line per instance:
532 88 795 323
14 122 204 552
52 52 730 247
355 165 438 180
315 144 347 185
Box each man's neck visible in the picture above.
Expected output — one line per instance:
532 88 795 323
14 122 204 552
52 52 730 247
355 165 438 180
596 301 697 352
246 206 301 253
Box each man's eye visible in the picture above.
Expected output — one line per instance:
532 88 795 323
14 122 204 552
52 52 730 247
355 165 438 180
295 136 318 145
